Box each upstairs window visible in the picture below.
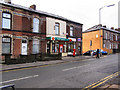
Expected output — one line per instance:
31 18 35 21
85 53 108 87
33 18 39 33
70 26 74 36
106 32 108 39
116 35 118 41
2 13 11 29
55 23 60 35
112 34 113 41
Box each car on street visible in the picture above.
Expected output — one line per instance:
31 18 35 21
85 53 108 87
100 50 107 55
83 50 96 56
95 49 107 55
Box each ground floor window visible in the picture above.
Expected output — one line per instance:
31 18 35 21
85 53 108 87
2 37 11 54
32 39 39 54
47 41 50 53
68 42 74 52
52 41 67 53
52 42 55 53
55 44 59 53
78 42 81 52
116 43 118 49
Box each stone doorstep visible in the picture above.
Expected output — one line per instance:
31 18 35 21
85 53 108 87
99 84 120 89
108 85 120 89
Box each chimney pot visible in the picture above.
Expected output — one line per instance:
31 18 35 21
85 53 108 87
111 27 114 30
99 24 102 27
4 0 11 3
103 25 106 28
30 5 36 10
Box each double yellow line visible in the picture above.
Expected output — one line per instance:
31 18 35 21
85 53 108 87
83 71 120 89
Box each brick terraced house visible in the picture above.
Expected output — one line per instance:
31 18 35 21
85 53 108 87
83 24 120 54
0 0 83 61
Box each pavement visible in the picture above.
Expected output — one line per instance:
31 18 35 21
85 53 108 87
1 54 120 89
1 55 94 71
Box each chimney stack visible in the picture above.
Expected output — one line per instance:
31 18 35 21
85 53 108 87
103 25 106 28
30 5 36 10
4 0 11 4
111 27 114 30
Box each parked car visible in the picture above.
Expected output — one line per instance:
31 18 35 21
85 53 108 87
95 49 107 55
83 50 96 56
100 50 107 55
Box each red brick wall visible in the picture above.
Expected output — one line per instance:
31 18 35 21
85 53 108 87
66 22 83 55
13 39 21 58
13 15 22 30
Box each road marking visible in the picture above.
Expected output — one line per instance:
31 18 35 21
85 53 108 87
83 71 120 89
0 75 39 84
2 61 72 72
62 64 89 71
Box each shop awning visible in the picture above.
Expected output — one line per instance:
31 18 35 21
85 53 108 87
46 37 69 41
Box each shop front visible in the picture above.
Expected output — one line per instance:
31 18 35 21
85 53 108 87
46 37 69 56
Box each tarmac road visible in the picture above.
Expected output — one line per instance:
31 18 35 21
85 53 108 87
2 54 120 88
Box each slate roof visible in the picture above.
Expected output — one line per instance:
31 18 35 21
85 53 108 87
83 24 120 34
0 1 83 25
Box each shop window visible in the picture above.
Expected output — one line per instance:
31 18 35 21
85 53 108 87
2 37 11 54
32 39 39 54
78 47 80 51
33 18 39 33
78 42 81 51
47 41 50 53
68 42 74 52
63 45 66 53
2 12 11 29
52 43 55 53
55 44 59 53
55 23 60 35
116 44 118 49
70 26 74 36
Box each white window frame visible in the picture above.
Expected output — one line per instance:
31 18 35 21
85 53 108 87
2 37 11 54
103 44 105 48
55 23 59 35
33 18 39 33
112 34 113 41
2 13 11 29
32 39 40 54
116 35 118 41
70 26 74 36
109 43 111 49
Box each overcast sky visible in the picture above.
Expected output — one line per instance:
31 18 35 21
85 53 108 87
10 0 119 31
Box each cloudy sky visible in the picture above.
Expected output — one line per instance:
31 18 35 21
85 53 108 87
10 0 119 31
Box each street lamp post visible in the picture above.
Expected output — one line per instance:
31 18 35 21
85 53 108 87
99 4 115 56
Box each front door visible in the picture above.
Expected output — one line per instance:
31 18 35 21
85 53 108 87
59 44 63 53
21 40 27 55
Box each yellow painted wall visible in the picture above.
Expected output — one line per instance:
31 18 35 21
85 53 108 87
82 30 113 54
82 30 103 53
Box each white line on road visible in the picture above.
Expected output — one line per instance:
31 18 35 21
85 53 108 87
62 64 90 71
0 75 39 84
